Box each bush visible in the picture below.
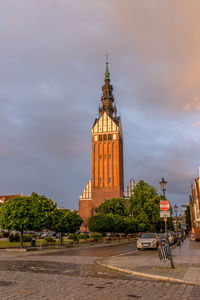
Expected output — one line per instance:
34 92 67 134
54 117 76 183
3 231 9 238
79 233 89 239
0 233 3 238
138 223 147 232
23 234 32 242
44 236 55 243
15 233 20 242
68 233 79 241
90 232 102 239
8 233 20 242
8 234 15 242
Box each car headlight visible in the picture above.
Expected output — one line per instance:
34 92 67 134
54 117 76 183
137 242 142 247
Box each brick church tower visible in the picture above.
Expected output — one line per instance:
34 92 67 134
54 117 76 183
79 60 124 230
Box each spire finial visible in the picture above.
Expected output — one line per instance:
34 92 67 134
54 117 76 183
105 54 110 81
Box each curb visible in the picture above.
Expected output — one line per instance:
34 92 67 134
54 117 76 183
97 261 200 286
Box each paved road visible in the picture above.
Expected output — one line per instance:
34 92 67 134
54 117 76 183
0 241 199 299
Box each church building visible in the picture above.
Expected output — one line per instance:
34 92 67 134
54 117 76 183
79 61 124 231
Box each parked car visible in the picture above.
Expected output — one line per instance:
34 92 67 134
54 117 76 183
137 233 158 250
41 232 49 239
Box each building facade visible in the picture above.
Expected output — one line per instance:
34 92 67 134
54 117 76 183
79 61 124 230
190 167 200 236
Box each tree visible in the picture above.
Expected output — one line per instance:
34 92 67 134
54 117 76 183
129 180 163 230
88 214 115 234
52 209 83 244
0 193 57 248
95 198 128 216
88 213 138 234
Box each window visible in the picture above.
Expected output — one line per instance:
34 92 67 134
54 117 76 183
105 154 106 159
108 134 112 140
100 155 102 160
109 177 111 182
103 134 107 141
100 178 102 183
99 135 102 141
109 154 111 159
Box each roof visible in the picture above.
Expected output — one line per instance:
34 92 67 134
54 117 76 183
0 194 23 203
93 115 120 128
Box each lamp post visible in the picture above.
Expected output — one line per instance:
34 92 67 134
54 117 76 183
174 204 180 246
160 177 168 235
160 177 175 269
160 177 167 198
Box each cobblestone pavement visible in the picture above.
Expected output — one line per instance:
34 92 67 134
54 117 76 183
0 241 199 299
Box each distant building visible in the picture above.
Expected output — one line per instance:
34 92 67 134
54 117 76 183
124 179 136 200
0 194 24 204
190 167 200 236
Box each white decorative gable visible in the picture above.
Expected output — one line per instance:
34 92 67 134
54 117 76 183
92 112 118 134
79 180 92 200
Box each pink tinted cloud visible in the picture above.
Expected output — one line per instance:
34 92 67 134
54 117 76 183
184 97 200 112
192 120 200 127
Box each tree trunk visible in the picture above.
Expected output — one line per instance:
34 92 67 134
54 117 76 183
20 231 24 248
60 233 63 245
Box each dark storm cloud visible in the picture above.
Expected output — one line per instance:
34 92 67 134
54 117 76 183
0 0 200 210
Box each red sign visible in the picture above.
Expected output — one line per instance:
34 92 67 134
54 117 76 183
160 200 170 211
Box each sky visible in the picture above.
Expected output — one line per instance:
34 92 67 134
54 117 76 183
0 0 200 213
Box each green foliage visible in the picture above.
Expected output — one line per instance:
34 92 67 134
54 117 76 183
30 193 57 231
88 213 138 234
44 236 55 243
88 214 115 233
79 233 89 239
9 233 20 242
123 217 138 233
2 232 9 238
95 198 128 216
22 234 32 242
129 180 163 229
0 193 56 233
90 232 102 239
0 193 57 248
68 233 79 241
138 223 147 232
52 209 83 234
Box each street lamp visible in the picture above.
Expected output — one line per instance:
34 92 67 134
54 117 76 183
159 177 175 268
160 177 167 198
174 204 180 246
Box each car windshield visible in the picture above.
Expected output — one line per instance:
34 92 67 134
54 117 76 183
141 233 156 239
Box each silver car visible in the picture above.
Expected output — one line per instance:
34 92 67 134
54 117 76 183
137 233 158 250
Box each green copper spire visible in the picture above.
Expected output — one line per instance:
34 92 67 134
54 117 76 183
104 55 110 81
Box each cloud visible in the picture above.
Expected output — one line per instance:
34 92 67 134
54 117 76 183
0 0 200 210
184 97 200 112
192 120 200 127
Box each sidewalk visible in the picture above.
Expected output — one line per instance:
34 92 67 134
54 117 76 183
100 238 200 284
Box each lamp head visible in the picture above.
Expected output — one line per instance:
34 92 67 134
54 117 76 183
160 177 167 191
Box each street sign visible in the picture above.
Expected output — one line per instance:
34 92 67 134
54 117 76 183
160 210 171 218
160 200 170 211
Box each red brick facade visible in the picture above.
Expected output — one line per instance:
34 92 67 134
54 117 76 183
79 62 124 231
